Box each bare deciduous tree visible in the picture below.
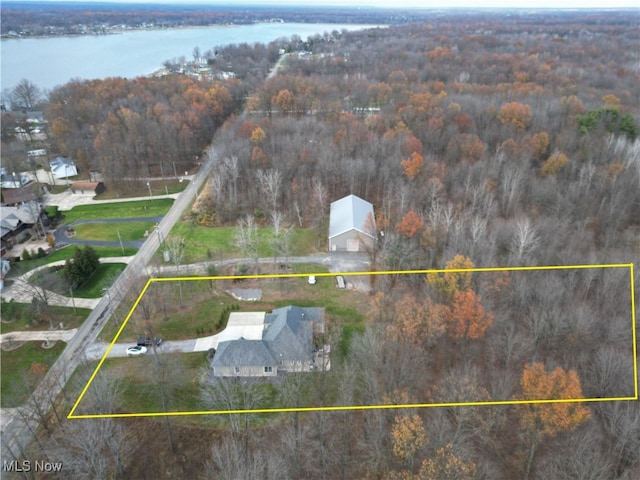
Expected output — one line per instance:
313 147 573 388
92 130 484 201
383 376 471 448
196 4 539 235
235 214 260 266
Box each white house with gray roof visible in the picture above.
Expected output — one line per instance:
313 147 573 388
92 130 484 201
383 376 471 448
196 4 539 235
210 306 325 377
328 194 375 252
49 157 77 179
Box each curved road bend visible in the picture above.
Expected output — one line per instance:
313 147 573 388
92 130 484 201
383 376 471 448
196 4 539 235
0 149 218 465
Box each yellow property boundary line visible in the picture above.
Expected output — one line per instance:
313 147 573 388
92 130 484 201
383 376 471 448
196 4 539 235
68 262 637 419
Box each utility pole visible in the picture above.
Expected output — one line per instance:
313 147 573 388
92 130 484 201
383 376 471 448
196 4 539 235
117 229 125 255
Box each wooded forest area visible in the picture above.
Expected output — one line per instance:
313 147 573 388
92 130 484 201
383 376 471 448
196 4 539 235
2 9 639 480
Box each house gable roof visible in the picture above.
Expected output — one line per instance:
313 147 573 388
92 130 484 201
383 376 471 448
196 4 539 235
49 157 77 178
0 202 41 232
2 184 37 205
263 306 313 362
211 339 277 368
329 194 375 239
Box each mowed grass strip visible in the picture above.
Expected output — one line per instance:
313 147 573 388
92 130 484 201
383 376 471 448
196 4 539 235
62 198 173 223
0 341 66 408
0 303 92 334
169 222 321 263
94 179 187 200
72 222 156 242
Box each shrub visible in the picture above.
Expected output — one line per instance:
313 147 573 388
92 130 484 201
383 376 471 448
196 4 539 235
21 249 32 261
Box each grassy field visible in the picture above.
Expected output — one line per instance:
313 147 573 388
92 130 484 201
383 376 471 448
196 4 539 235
9 245 137 276
0 341 67 408
72 222 156 242
94 179 188 200
0 303 92 334
80 352 210 414
61 198 173 223
168 222 322 263
110 263 365 348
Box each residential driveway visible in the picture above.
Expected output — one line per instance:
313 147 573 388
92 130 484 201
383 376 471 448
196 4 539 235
0 328 78 344
53 216 164 248
85 339 199 360
44 190 181 212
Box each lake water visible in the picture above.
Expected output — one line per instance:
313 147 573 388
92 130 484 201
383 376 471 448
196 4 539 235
1 23 378 93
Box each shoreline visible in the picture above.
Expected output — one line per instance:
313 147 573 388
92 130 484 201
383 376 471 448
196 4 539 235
0 21 383 41
1 24 239 41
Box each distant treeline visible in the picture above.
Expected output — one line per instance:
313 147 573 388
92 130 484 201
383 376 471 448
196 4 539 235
2 2 423 37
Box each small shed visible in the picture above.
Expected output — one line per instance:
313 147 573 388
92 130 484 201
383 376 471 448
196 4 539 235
328 194 375 252
71 181 105 195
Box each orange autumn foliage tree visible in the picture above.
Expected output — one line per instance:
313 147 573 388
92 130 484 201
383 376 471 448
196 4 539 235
427 254 475 301
390 414 427 477
392 294 447 347
250 126 266 145
401 151 425 178
520 362 590 437
520 362 590 480
540 151 569 176
444 289 494 340
396 210 424 238
418 444 476 480
497 101 532 131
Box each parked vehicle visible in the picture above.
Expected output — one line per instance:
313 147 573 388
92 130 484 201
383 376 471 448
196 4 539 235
137 337 162 347
126 345 148 356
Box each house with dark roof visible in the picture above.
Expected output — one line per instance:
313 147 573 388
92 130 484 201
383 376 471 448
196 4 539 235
1 184 38 205
328 194 375 252
0 201 44 256
210 306 325 377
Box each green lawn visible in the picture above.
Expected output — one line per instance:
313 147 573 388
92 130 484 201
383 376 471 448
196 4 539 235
1 341 67 408
111 264 365 345
111 280 237 341
9 245 137 277
61 198 173 223
74 263 126 298
29 263 126 298
168 222 321 263
0 302 92 333
72 222 156 242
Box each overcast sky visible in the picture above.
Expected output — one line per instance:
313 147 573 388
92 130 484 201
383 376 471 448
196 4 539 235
12 0 640 8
